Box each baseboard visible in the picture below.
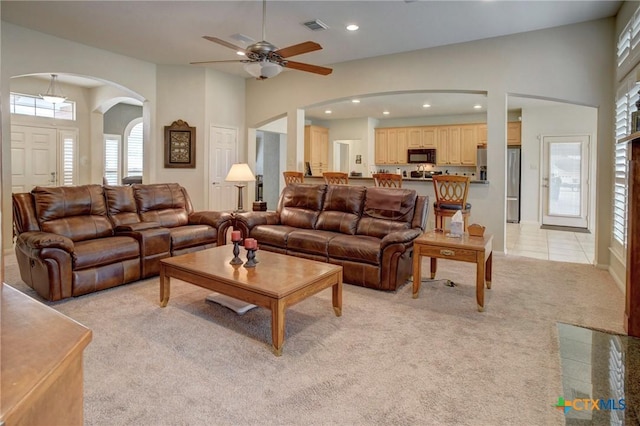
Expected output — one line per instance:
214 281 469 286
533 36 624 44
608 265 626 294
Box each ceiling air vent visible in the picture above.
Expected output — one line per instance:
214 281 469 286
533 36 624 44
303 19 329 31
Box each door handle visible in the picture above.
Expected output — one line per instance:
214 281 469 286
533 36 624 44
212 182 220 185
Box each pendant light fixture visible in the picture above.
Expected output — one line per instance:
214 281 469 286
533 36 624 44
40 74 67 104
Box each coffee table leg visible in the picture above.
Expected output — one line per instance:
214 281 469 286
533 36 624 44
485 251 493 289
412 247 421 299
430 257 437 279
160 265 170 307
333 273 343 316
476 254 485 312
271 299 285 357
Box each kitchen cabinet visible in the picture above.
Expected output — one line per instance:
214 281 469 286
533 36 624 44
304 125 329 176
407 127 423 149
460 125 478 165
437 126 461 165
375 128 389 164
477 124 487 147
507 122 521 146
422 127 437 148
374 128 408 164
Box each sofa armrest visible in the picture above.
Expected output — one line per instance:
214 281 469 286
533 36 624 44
380 228 422 250
235 211 280 229
188 211 234 229
115 222 161 232
16 231 75 253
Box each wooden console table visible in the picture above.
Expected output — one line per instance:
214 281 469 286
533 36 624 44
1 284 92 425
412 231 493 312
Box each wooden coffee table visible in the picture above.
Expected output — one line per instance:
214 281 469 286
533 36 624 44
159 245 343 356
412 231 493 312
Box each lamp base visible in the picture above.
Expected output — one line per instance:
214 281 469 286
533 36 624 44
234 184 246 213
252 201 267 211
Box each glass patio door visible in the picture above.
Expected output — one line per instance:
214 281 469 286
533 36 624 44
541 135 589 228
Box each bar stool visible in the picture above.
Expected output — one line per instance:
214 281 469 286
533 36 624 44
432 175 471 231
323 172 349 185
373 173 402 188
283 171 304 185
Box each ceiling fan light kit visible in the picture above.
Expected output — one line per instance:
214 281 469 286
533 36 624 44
192 0 332 80
244 61 282 79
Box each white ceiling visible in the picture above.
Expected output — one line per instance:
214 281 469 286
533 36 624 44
2 0 621 119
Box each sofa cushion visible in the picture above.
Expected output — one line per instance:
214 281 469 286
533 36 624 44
104 185 141 226
316 185 365 235
73 236 139 270
287 229 339 257
356 188 417 238
328 234 381 266
278 184 326 229
133 183 189 227
250 225 298 249
33 185 114 242
169 225 217 251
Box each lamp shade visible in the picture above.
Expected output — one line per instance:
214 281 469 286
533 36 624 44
244 61 283 79
225 163 256 182
39 74 67 104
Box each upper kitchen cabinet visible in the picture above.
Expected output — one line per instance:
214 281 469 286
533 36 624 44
437 126 461 165
304 125 329 176
406 127 436 149
460 125 478 166
507 122 521 146
375 128 408 164
477 124 487 147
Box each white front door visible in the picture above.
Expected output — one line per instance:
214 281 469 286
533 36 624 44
541 135 589 228
209 125 238 211
11 125 58 193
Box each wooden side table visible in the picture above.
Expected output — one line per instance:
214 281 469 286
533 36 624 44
412 231 493 311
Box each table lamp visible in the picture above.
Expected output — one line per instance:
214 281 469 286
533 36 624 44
225 163 256 212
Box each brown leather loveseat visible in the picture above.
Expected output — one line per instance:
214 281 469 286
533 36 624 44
12 183 233 301
235 183 428 291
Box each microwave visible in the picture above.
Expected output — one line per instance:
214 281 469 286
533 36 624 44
407 148 436 164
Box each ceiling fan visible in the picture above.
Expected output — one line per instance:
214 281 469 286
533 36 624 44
191 0 332 80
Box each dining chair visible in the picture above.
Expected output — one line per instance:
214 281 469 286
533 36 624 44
432 175 471 231
323 172 349 185
372 173 402 188
283 171 304 185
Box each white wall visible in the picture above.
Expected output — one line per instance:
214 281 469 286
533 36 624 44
244 19 615 260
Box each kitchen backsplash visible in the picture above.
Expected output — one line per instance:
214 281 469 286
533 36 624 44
369 164 479 179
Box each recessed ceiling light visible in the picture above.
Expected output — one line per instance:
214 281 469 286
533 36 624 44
383 111 390 115
422 103 431 108
352 99 360 103
346 24 359 31
325 110 332 114
473 104 482 109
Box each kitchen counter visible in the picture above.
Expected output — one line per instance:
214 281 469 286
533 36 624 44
305 175 490 184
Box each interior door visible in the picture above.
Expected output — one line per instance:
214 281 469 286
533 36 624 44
541 135 589 228
11 125 58 193
209 125 238 211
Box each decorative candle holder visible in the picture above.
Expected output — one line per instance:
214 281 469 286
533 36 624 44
243 238 258 268
230 241 243 265
244 247 257 268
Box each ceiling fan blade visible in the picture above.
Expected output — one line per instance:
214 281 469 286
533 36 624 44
202 36 247 54
190 59 246 65
275 41 322 58
284 60 333 76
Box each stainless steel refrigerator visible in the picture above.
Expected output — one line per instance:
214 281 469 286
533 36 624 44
507 147 521 223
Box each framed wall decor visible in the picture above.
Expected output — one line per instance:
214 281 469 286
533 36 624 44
164 119 196 168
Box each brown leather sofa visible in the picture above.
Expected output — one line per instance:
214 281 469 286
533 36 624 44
12 183 233 301
235 183 428 291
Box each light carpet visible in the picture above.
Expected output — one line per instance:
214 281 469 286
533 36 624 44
3 254 625 425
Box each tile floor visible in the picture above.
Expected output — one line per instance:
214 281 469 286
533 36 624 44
557 323 639 425
506 222 595 264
